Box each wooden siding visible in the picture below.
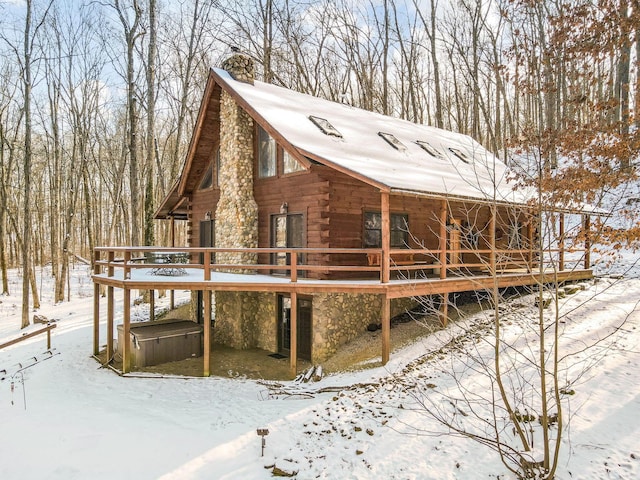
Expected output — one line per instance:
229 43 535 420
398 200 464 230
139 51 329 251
181 84 221 195
190 187 220 248
254 165 330 274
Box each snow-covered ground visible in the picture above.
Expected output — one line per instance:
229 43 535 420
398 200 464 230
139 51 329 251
0 264 639 479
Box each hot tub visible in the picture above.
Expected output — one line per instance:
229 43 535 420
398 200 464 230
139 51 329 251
117 320 203 368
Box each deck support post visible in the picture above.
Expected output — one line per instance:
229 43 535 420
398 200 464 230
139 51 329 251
149 290 155 322
93 251 100 356
381 191 391 283
122 288 131 374
439 200 447 279
93 283 100 355
583 215 591 270
107 286 114 364
289 291 298 378
440 293 449 327
382 294 390 364
203 290 211 377
170 216 175 310
559 213 565 271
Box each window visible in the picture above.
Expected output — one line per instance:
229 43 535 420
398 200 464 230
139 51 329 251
271 213 305 275
199 163 213 189
309 115 342 138
415 140 444 159
364 212 409 248
378 132 407 151
258 125 276 177
283 150 304 174
199 148 219 190
448 147 471 164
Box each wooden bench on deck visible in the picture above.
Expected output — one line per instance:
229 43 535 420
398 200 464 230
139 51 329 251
367 252 415 266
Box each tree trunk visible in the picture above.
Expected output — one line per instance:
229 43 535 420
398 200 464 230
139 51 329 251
144 0 157 247
21 0 34 329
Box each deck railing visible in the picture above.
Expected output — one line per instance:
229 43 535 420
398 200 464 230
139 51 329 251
93 245 587 283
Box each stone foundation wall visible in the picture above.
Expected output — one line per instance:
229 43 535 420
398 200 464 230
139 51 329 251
311 293 416 363
214 291 277 352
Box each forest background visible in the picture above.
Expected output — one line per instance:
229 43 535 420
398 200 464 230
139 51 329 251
1 0 638 327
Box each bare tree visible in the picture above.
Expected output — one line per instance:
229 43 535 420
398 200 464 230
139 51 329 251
111 0 144 246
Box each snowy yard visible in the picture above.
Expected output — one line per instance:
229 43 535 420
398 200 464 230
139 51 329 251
1 265 639 479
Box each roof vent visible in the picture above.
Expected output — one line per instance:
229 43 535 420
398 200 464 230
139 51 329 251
378 132 406 151
415 140 444 159
448 147 471 164
309 116 342 138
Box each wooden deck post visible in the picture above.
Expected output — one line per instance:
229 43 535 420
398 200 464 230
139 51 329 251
122 288 131 374
203 290 211 377
289 292 298 378
290 251 298 283
107 286 114 364
124 250 131 279
559 213 565 271
149 290 155 322
381 191 391 283
439 200 447 279
204 251 211 281
382 294 390 364
170 216 175 310
584 215 591 270
93 251 100 356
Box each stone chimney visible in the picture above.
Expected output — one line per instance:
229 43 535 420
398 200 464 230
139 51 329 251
212 53 260 350
221 53 255 85
215 54 259 268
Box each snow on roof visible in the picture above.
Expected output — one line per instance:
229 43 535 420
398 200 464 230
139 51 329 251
214 68 530 204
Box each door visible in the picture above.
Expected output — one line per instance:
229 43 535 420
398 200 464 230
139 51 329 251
271 214 304 275
197 220 215 324
278 295 312 360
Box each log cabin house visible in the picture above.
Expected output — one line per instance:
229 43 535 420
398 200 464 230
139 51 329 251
91 54 593 377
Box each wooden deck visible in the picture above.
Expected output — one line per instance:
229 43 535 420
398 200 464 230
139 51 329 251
91 246 592 378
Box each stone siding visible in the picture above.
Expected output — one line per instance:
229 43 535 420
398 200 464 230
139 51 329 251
214 89 258 268
311 293 416 363
214 291 277 352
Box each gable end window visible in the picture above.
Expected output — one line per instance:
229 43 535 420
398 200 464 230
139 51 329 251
364 212 409 248
258 125 276 178
283 150 304 174
199 163 213 190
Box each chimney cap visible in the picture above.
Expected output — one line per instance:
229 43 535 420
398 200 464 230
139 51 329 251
221 53 255 85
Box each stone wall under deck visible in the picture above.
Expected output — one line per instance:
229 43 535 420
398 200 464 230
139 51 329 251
311 293 416 363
